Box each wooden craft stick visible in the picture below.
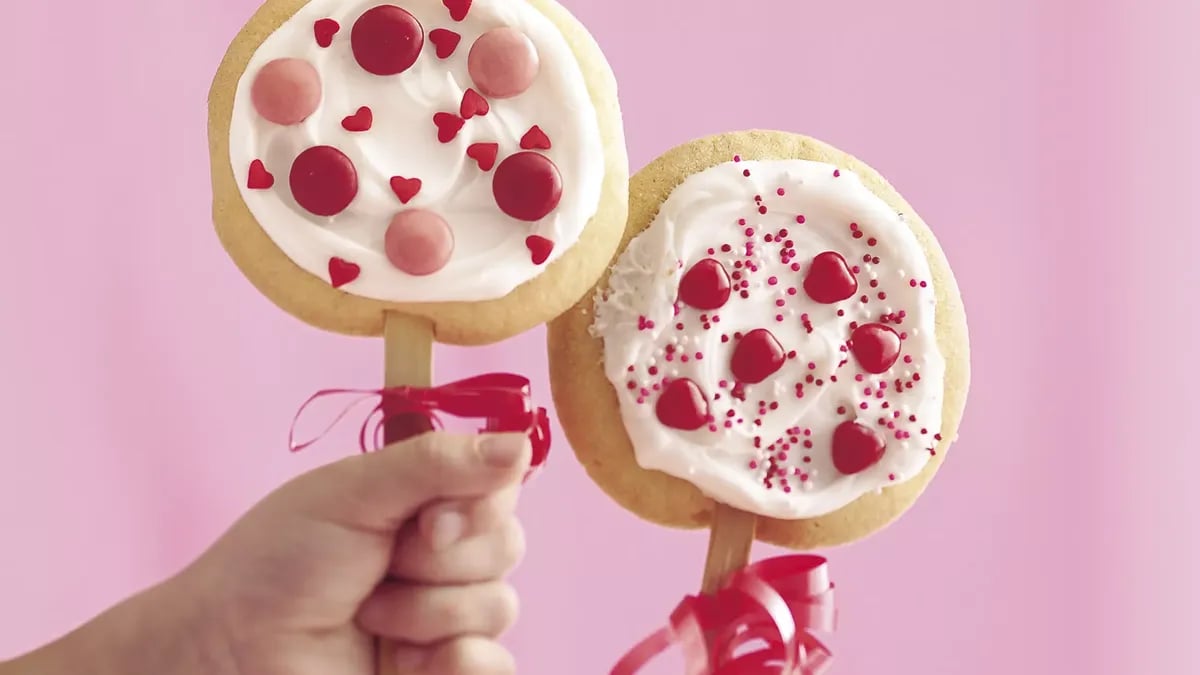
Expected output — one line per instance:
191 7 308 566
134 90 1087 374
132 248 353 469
378 311 435 675
700 503 757 594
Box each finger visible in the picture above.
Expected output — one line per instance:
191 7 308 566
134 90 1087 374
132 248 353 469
392 636 516 675
417 485 521 551
290 432 530 531
356 580 518 644
390 516 525 584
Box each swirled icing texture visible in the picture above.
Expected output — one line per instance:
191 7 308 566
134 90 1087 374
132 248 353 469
228 0 604 302
592 160 946 520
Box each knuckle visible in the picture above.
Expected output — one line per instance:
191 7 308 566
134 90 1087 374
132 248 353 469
495 519 527 572
430 590 473 629
488 583 520 632
404 431 445 463
436 638 514 675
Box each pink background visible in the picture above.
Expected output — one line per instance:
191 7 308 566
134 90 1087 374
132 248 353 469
0 0 1195 673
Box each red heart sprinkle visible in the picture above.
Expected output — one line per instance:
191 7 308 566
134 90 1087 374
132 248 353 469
804 251 858 303
443 0 472 21
429 28 461 58
389 176 422 204
831 421 886 475
730 328 786 384
850 323 901 374
460 88 489 119
519 125 552 150
433 112 464 143
655 378 709 431
328 257 361 288
313 18 340 48
678 258 731 310
247 160 274 189
341 106 373 132
466 142 499 171
525 235 554 265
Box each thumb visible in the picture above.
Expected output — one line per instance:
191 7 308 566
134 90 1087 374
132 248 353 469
289 431 531 531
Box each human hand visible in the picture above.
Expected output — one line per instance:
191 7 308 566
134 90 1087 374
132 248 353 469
2 431 530 675
176 431 532 675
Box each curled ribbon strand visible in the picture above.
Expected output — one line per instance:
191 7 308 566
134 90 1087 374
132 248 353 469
289 373 551 477
613 555 836 675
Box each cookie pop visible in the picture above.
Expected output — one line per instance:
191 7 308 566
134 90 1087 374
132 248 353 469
548 130 970 618
207 0 628 673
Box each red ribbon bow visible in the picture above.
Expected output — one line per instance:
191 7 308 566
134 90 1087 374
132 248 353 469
613 555 836 675
289 373 551 478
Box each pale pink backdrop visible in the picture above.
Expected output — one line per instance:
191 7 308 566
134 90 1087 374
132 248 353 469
0 0 1195 673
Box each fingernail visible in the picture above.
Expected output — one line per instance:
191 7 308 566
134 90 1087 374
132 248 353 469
480 434 528 468
428 510 466 551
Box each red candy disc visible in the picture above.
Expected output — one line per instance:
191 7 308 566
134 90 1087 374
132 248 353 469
492 152 562 222
289 146 358 217
831 421 886 475
351 5 424 76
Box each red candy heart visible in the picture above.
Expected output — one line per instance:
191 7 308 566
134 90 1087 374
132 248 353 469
803 251 858 304
678 258 731 310
460 88 489 119
443 0 472 21
525 235 554 265
389 176 422 204
429 28 461 59
831 421 886 475
328 257 361 288
247 160 274 189
313 18 340 47
850 323 901 374
519 125 551 150
466 142 499 171
433 112 464 143
341 106 373 132
730 329 786 384
655 378 709 431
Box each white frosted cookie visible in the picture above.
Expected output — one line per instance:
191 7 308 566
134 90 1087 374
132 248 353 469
208 0 628 343
548 131 970 549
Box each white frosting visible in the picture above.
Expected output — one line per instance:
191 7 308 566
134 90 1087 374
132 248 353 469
593 160 946 520
228 0 604 302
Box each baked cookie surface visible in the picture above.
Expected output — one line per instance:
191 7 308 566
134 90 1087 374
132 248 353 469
209 0 628 343
548 130 969 549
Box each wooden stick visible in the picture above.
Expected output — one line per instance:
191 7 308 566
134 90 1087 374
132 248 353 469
700 503 758 594
378 312 435 675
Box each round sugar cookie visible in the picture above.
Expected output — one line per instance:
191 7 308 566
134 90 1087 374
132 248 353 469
208 0 628 344
547 131 970 549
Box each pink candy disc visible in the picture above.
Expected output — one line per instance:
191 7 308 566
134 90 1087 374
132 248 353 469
250 58 322 126
384 209 455 275
467 27 539 99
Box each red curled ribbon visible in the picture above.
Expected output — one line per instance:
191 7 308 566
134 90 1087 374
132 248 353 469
612 555 836 675
288 373 551 478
